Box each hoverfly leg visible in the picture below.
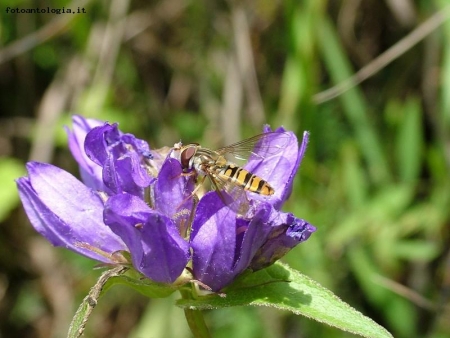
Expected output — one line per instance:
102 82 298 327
170 170 196 180
176 196 198 238
175 175 205 210
144 185 154 209
180 171 196 177
173 200 197 238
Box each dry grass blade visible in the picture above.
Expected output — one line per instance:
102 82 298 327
0 0 91 65
314 5 450 104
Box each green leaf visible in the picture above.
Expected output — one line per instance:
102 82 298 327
341 142 368 208
1 158 25 221
395 97 423 182
317 16 390 184
348 246 417 338
177 263 392 338
176 263 393 338
394 240 440 261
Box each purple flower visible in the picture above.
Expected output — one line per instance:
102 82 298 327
83 121 154 198
189 128 315 291
17 116 191 283
102 156 193 283
17 116 315 289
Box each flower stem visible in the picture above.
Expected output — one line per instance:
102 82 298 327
180 289 211 338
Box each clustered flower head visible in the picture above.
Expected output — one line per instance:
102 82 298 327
16 115 316 292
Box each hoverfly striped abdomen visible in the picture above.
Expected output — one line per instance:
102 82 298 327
214 163 274 196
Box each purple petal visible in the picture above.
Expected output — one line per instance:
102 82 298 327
281 131 309 202
66 116 105 166
65 115 106 190
244 128 309 209
84 123 119 166
102 154 141 196
153 158 194 220
232 203 274 273
85 124 154 196
103 152 154 197
104 193 190 283
190 192 238 290
122 134 151 158
249 207 316 271
118 134 154 189
16 162 126 263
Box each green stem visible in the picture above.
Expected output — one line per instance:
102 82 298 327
180 289 211 338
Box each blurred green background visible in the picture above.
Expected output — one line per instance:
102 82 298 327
1 0 449 337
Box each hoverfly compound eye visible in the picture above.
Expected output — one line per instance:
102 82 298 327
180 146 196 170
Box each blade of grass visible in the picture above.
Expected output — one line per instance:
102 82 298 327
316 16 391 184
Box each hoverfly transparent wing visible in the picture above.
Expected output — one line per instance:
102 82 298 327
215 132 291 162
204 169 251 216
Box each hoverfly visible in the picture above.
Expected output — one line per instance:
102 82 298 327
170 132 290 206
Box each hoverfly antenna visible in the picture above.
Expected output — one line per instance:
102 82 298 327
173 141 183 150
170 142 183 161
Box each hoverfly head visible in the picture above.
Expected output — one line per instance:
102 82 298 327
179 144 199 171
